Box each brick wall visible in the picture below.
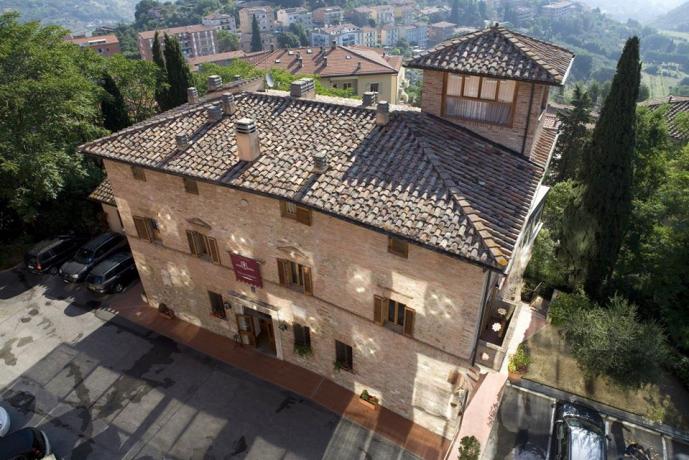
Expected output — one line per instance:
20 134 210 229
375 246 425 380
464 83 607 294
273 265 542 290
106 159 490 437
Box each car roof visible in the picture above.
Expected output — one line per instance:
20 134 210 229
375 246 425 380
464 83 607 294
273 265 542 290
81 232 120 251
0 427 40 457
90 251 133 276
28 237 71 255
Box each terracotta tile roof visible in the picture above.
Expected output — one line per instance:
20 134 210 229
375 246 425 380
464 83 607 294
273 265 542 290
66 34 119 46
406 26 575 86
245 46 401 78
643 96 689 142
530 112 560 167
89 177 116 206
80 92 544 271
187 51 247 67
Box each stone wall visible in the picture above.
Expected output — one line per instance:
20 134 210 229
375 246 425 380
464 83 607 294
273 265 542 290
105 159 491 437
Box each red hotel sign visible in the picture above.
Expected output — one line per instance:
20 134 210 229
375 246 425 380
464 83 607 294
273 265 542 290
230 254 263 288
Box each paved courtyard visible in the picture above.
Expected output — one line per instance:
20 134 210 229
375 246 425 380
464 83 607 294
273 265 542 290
0 268 419 459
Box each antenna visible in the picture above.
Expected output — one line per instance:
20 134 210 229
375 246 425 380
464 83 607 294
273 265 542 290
265 73 275 89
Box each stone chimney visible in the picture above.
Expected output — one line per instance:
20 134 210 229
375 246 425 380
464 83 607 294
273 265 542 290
362 91 377 107
270 43 275 52
207 75 223 92
313 151 328 174
331 40 336 50
356 61 362 71
208 104 223 122
176 134 189 150
376 101 390 126
187 87 199 104
222 93 236 115
290 78 315 98
235 118 260 161
233 74 242 81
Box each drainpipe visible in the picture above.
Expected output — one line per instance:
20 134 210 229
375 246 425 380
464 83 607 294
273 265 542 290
521 82 536 155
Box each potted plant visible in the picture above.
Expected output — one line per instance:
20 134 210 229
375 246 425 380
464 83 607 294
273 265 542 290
507 344 531 382
294 343 312 357
458 435 481 460
359 389 379 410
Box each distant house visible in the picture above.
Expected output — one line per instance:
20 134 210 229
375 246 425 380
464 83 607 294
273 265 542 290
187 50 248 71
138 25 220 61
276 7 312 28
643 96 689 142
244 44 403 103
202 12 237 32
311 6 344 26
66 34 120 57
238 6 274 34
541 0 580 18
311 23 361 47
427 21 457 46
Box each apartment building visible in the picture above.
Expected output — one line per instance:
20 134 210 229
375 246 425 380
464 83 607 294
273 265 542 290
312 6 344 26
202 12 237 32
359 26 379 47
351 5 395 26
245 45 403 103
311 23 361 47
276 7 312 28
239 6 274 34
66 34 120 57
138 25 219 61
400 23 428 47
427 21 457 46
541 0 580 18
83 26 573 443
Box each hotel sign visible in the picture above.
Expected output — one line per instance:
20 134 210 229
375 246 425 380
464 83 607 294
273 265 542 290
230 254 263 288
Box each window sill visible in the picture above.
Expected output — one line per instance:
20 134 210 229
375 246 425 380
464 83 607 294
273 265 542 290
211 312 227 320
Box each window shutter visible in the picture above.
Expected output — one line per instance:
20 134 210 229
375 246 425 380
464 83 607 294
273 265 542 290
277 259 287 286
280 201 288 217
133 216 150 241
207 237 221 264
302 266 313 295
186 230 198 255
403 308 415 337
296 207 312 226
373 296 385 324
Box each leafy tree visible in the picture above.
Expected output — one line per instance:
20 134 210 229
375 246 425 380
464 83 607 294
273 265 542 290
549 86 592 182
458 436 481 460
151 31 170 111
217 29 239 52
100 72 131 132
277 32 300 48
106 55 160 122
560 37 641 299
250 15 263 52
637 83 650 102
288 23 309 46
162 34 193 108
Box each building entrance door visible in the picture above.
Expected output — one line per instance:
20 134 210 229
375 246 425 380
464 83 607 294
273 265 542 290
236 314 256 346
237 308 277 356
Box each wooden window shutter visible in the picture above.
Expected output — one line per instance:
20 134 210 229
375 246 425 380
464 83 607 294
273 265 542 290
207 237 221 264
373 296 385 324
403 308 415 337
133 216 151 241
302 266 313 295
277 259 287 286
296 206 312 226
186 230 198 255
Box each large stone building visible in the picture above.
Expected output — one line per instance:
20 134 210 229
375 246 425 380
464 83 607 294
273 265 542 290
238 6 274 34
138 25 220 61
83 26 573 447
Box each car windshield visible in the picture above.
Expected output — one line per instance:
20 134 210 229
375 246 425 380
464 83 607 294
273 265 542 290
74 248 95 264
569 425 605 460
88 275 105 285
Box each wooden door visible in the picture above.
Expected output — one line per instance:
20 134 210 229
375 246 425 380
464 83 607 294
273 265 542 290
264 319 276 353
236 314 256 346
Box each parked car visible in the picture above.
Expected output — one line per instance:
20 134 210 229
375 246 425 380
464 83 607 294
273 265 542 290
24 235 85 275
553 402 607 460
0 427 51 459
86 251 139 294
0 406 9 436
59 232 126 284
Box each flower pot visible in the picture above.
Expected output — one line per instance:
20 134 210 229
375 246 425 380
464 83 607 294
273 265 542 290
359 397 378 410
508 370 523 383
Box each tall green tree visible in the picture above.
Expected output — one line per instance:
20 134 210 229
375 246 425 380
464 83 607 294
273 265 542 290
151 31 170 111
250 15 263 52
549 86 592 182
560 37 641 299
100 72 131 132
162 34 193 109
216 29 239 52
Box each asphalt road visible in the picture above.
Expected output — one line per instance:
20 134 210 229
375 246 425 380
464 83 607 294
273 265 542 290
0 267 419 460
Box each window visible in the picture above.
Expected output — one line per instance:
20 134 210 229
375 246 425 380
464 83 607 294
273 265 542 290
186 230 221 264
369 83 380 93
342 82 353 90
387 236 408 258
131 166 146 181
280 201 312 225
133 216 161 242
277 259 313 295
293 323 311 348
208 291 226 319
373 295 415 336
335 340 353 370
183 177 199 194
444 74 517 126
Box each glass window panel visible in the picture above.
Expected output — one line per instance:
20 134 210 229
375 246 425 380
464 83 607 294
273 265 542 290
480 79 498 100
463 76 480 98
498 80 516 102
388 300 396 322
397 303 405 326
446 74 462 96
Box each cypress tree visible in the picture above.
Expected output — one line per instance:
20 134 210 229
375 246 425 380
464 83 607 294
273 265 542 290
550 85 592 182
151 31 170 111
250 15 263 52
163 34 193 109
100 72 131 132
560 37 641 300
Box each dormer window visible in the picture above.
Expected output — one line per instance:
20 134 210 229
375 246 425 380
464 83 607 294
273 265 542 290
443 73 517 126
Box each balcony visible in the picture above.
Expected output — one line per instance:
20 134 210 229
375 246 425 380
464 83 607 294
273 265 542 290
475 299 520 371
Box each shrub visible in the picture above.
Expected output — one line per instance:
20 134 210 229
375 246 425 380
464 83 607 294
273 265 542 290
548 291 595 326
458 435 481 460
508 344 531 374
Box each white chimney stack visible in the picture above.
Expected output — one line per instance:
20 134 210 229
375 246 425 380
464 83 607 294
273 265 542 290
290 78 315 98
207 74 223 92
187 87 199 104
376 101 390 126
222 93 236 115
208 104 223 122
362 91 377 107
235 118 260 162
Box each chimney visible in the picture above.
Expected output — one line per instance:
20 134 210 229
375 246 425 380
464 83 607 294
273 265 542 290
176 133 189 150
313 151 328 174
356 61 362 71
235 118 260 161
376 101 390 126
323 56 328 67
187 87 199 104
207 74 223 92
207 103 223 122
331 39 336 50
362 91 377 107
270 43 275 52
233 74 242 81
222 93 236 115
290 78 315 98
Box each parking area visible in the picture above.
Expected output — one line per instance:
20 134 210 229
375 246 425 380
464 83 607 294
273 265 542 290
0 268 419 459
489 385 689 460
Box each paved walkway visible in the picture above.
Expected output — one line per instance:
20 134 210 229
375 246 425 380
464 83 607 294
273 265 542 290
107 285 451 460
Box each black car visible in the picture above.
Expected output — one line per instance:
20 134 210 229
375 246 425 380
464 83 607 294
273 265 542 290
59 232 126 284
86 251 139 294
553 402 607 460
24 235 85 275
0 427 51 460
